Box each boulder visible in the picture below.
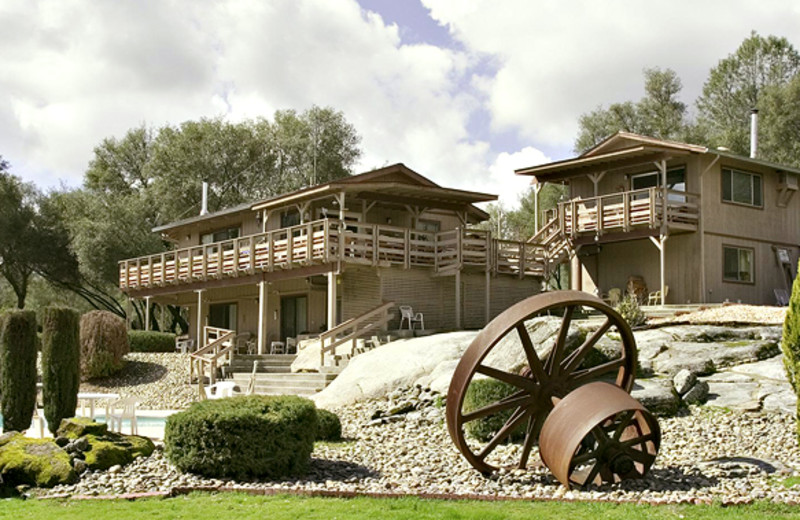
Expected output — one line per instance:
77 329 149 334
80 432 155 470
673 369 697 395
0 433 78 488
651 343 717 376
631 378 680 416
682 381 709 404
56 417 109 438
291 339 324 372
703 381 761 412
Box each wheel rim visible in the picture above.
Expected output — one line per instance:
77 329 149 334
539 382 660 488
446 291 637 474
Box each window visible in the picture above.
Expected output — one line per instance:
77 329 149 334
208 302 237 330
722 168 762 207
415 219 441 233
200 227 240 245
631 167 686 200
723 246 754 283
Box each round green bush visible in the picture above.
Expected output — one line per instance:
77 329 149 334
164 395 318 479
316 408 342 441
463 378 525 443
128 330 176 353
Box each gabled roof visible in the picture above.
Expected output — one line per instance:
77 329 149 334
515 131 800 182
154 163 494 233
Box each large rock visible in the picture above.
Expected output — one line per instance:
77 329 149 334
291 339 325 372
56 419 155 471
0 433 78 488
57 417 109 438
630 378 680 416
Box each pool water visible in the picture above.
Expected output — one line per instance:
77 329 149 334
1 412 171 439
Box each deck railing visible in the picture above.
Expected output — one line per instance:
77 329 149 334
119 219 542 290
558 187 700 237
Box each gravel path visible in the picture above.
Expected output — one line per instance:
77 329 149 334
651 304 786 326
43 387 800 505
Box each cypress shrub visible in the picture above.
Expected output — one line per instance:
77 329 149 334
615 294 647 328
0 311 37 433
79 310 129 380
164 395 318 479
316 408 342 441
463 378 526 443
782 260 800 443
41 307 81 435
128 330 176 353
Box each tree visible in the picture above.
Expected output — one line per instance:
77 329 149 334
697 32 800 155
41 307 81 435
0 160 79 308
575 68 690 153
758 74 800 167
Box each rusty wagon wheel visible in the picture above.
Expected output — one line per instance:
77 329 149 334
446 290 637 474
539 381 660 489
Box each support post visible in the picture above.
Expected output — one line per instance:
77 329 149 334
485 270 491 324
455 270 462 330
327 271 338 331
144 296 152 331
570 253 582 291
660 234 667 306
257 281 268 354
195 289 205 349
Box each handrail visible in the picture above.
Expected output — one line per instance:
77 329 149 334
319 301 394 366
190 326 235 394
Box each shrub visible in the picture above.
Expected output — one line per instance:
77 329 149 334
41 307 81 435
782 259 800 443
463 378 525 443
128 330 176 353
164 395 318 479
615 294 647 328
0 311 38 432
316 408 342 441
79 310 129 380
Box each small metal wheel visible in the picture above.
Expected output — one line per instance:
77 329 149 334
446 291 637 474
539 381 660 488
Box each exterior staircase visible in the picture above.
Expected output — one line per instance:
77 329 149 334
528 213 572 278
228 354 339 396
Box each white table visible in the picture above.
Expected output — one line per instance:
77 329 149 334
77 392 120 420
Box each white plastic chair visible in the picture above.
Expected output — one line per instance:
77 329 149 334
108 397 139 435
399 306 424 330
270 341 285 354
286 337 297 354
206 381 238 400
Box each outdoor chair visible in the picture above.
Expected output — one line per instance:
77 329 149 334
270 341 285 354
175 335 194 354
108 397 139 435
286 337 297 354
647 285 669 305
399 306 424 330
607 288 622 306
234 332 252 355
206 381 238 400
775 289 790 306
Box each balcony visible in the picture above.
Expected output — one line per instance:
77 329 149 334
557 187 699 238
119 219 544 292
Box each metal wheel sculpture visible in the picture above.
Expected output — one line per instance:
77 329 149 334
539 382 660 489
446 291 638 474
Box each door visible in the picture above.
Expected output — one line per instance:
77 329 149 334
280 295 308 343
208 302 237 331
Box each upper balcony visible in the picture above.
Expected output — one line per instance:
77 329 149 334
119 219 545 293
554 187 699 242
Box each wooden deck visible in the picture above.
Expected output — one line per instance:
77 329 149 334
119 219 544 291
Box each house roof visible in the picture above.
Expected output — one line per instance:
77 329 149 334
153 163 494 233
515 131 800 182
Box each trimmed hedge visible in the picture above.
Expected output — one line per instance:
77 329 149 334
41 307 81 435
316 408 342 441
79 310 129 380
164 395 318 479
463 378 526 443
0 311 38 433
128 330 176 353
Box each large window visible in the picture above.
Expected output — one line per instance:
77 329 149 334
631 167 685 200
722 168 762 207
201 227 240 245
723 246 754 283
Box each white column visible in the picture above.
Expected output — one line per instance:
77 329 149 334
327 271 338 330
195 289 205 349
144 296 152 331
660 234 667 306
257 281 268 354
455 270 462 329
485 271 491 324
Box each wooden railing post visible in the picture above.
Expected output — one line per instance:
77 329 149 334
404 229 410 269
268 231 275 271
136 259 142 288
623 193 631 232
372 224 379 265
596 197 604 235
306 223 313 262
649 187 657 228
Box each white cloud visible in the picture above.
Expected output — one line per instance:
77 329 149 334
481 146 549 208
0 0 499 199
423 0 800 149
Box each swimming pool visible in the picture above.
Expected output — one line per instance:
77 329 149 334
0 410 174 439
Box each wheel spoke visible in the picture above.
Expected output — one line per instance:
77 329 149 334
570 448 600 466
619 432 657 449
545 305 574 375
478 406 532 460
561 318 613 374
591 426 609 447
580 461 602 487
476 364 537 391
518 414 542 469
516 323 547 382
623 447 656 466
567 358 625 389
612 410 635 441
461 391 531 423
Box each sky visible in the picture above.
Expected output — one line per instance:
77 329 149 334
2 0 800 208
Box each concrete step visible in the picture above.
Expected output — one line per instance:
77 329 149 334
229 354 296 373
231 371 337 396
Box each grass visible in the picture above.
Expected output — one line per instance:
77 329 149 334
2 492 800 520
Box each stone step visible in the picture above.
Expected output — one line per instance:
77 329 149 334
232 373 337 384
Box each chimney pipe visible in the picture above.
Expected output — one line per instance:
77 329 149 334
200 182 209 216
750 109 758 159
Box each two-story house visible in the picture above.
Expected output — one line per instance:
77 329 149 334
119 163 541 360
516 132 800 305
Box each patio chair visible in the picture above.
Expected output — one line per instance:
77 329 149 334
647 285 669 305
108 397 139 435
175 335 194 354
234 332 252 355
286 337 297 354
607 288 622 306
270 341 285 354
206 381 238 400
775 289 790 306
399 306 424 330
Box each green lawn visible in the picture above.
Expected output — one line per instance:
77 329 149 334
1 493 800 520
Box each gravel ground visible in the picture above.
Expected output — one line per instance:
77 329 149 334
651 304 786 326
79 353 198 410
42 387 800 505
